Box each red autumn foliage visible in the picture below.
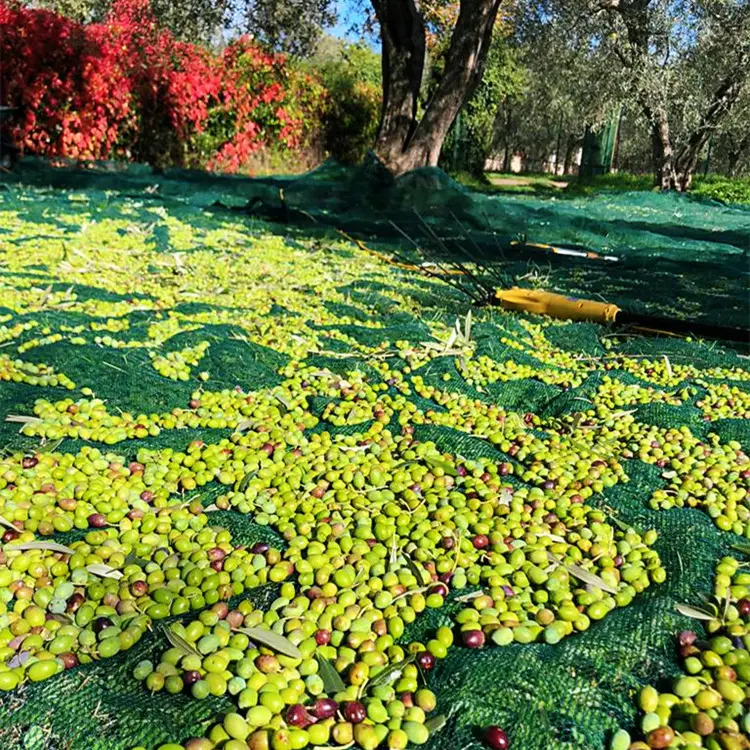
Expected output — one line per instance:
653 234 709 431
0 0 326 172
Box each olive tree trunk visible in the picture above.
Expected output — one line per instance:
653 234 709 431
672 71 748 190
371 0 503 176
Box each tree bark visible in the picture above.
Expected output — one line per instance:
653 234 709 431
371 0 426 168
563 133 581 174
372 0 503 176
649 108 676 190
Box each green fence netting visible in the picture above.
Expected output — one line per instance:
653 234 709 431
0 158 748 750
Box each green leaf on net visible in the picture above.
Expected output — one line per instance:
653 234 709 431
316 654 346 693
238 627 302 659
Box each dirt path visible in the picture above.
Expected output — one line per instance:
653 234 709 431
487 175 569 189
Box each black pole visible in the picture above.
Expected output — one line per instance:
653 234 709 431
704 136 712 177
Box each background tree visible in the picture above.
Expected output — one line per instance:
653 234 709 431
574 0 750 189
487 4 619 173
371 0 506 175
711 87 750 176
240 0 337 55
34 0 230 41
440 34 525 175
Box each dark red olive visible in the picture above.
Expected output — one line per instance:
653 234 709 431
60 652 79 669
140 490 154 503
416 651 436 671
130 580 148 597
678 630 697 647
286 704 314 728
472 535 489 550
129 462 145 474
251 542 269 554
315 629 331 645
738 598 750 617
87 513 107 528
342 701 366 724
462 629 485 648
429 582 449 598
484 725 509 749
66 592 85 612
92 617 113 634
400 692 414 707
442 536 455 550
312 698 338 719
22 456 38 469
183 670 202 687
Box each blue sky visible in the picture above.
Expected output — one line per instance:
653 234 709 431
330 0 379 46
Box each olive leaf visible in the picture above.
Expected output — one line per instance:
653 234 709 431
675 603 716 621
731 542 750 555
368 655 415 691
389 535 399 568
0 515 16 530
163 625 201 657
547 552 617 594
237 627 302 659
536 531 566 544
38 438 64 454
124 552 149 568
565 564 618 595
86 563 124 580
425 716 447 734
424 455 457 477
316 654 346 693
404 554 430 586
601 509 630 533
236 470 258 493
274 392 291 411
11 541 75 555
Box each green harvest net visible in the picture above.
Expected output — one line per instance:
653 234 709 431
0 158 748 750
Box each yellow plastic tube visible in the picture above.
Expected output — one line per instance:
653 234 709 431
494 287 621 324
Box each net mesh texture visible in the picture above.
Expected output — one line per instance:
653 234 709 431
0 157 748 750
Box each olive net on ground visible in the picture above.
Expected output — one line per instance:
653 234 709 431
0 159 748 750
5 156 749 330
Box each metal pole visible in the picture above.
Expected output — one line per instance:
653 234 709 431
554 112 563 175
613 108 624 172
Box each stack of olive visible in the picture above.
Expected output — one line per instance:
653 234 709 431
0 500 288 689
0 355 76 389
611 556 750 750
21 380 316 443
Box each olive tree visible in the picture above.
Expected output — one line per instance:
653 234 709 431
576 0 750 189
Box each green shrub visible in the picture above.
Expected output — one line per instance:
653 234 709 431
306 41 381 164
692 174 750 205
